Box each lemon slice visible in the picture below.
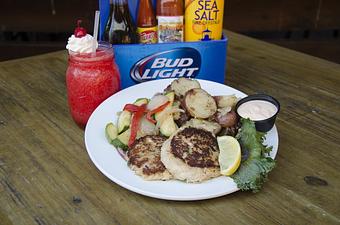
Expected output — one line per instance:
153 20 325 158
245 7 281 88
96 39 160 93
217 136 241 176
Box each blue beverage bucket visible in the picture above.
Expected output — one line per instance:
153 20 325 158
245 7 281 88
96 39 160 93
99 0 228 89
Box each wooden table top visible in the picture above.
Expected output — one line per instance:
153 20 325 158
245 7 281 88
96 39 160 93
0 30 339 225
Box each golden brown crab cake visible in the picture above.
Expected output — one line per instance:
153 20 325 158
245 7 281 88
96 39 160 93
127 135 172 181
161 126 220 183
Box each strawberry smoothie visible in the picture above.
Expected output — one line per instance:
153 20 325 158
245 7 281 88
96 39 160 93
66 21 120 129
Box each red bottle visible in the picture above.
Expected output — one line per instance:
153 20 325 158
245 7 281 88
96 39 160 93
137 0 157 43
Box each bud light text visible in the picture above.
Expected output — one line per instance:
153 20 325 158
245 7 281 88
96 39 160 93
130 48 201 83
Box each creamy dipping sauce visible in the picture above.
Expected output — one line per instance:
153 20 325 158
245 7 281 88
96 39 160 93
237 100 278 121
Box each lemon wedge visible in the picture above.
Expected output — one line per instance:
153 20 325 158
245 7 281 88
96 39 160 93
217 136 241 176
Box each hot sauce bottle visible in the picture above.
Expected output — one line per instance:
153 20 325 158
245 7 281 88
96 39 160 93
156 0 184 43
137 0 158 44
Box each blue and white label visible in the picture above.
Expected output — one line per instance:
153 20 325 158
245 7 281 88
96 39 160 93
130 48 201 83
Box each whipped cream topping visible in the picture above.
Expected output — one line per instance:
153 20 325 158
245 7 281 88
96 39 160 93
66 34 98 53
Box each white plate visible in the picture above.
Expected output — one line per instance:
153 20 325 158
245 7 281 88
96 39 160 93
85 79 279 201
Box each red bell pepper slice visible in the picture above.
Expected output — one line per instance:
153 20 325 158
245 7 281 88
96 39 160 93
128 104 146 147
146 101 170 124
123 104 144 113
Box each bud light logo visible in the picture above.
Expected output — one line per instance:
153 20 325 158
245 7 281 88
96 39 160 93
130 47 201 82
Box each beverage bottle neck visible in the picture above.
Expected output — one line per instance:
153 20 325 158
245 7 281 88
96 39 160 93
138 0 156 27
139 0 154 11
157 0 183 17
115 0 127 5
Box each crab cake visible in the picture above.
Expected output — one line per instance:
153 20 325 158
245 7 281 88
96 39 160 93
161 127 220 182
127 135 172 181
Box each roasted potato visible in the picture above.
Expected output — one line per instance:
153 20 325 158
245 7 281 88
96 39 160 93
163 84 172 93
174 111 191 127
214 95 238 108
218 125 239 137
184 118 221 135
170 78 201 97
214 109 238 128
172 100 190 126
184 88 217 119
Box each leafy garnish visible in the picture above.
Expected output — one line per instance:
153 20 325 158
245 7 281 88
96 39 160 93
256 131 273 155
231 118 276 192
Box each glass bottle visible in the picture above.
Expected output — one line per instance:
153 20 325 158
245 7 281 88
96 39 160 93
104 0 137 44
156 0 184 43
137 0 157 43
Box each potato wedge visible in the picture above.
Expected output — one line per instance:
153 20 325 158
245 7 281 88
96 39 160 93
214 110 238 128
170 78 201 97
174 111 191 127
214 95 238 108
184 118 221 135
184 88 217 119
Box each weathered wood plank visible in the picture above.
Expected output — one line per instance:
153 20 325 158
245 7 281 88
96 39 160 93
0 42 65 62
262 39 340 64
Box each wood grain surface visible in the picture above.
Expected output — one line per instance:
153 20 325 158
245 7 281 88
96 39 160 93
0 30 340 225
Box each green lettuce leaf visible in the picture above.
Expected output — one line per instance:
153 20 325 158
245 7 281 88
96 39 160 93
231 118 276 192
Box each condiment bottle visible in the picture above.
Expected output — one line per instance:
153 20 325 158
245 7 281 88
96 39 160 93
185 0 224 42
137 0 158 44
156 0 184 43
104 0 137 44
